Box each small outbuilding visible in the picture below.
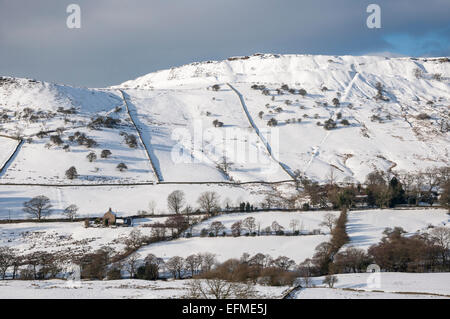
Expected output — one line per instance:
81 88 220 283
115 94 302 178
102 208 116 226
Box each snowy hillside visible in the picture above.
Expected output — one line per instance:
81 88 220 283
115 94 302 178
0 77 157 184
1 54 449 185
118 54 449 183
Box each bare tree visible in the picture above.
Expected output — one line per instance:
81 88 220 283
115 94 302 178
117 162 128 172
422 167 441 206
0 247 15 280
323 275 338 288
86 152 97 162
186 279 257 299
430 227 450 266
124 252 141 278
272 256 295 270
289 219 300 233
209 221 226 237
242 217 257 234
23 196 52 221
64 204 78 221
123 229 145 251
197 191 221 216
185 254 202 277
143 254 164 280
320 213 337 233
199 253 216 273
165 215 188 237
166 256 185 279
231 221 242 237
167 190 185 214
271 221 284 234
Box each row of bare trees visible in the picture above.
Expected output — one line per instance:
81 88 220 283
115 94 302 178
167 190 222 215
201 217 312 238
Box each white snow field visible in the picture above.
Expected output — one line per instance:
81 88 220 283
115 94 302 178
0 54 449 299
1 127 156 184
293 273 450 299
137 235 330 264
1 209 447 264
346 208 450 249
124 88 290 182
0 279 287 299
0 78 159 184
0 183 269 219
135 208 448 264
0 273 447 299
189 210 341 236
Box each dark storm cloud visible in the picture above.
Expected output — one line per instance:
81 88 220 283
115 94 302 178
0 0 449 87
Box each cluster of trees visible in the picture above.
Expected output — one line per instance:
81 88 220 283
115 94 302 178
0 229 159 281
67 131 98 149
294 166 450 210
120 132 138 148
0 248 65 280
65 160 127 180
366 167 449 207
166 190 222 216
88 116 121 129
200 217 308 238
300 209 350 276
20 196 79 221
112 251 298 287
197 252 297 287
298 223 450 280
86 149 112 162
368 226 450 272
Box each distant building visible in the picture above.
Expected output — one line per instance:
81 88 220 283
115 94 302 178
102 208 116 226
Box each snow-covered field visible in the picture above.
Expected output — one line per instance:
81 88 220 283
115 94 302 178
1 127 157 184
0 54 449 299
0 273 447 299
189 210 340 236
136 208 448 263
293 272 450 299
0 209 447 263
0 219 164 255
346 208 449 248
0 279 287 299
0 183 270 219
125 88 290 182
137 235 329 263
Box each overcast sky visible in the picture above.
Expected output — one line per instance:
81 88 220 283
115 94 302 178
1 0 449 87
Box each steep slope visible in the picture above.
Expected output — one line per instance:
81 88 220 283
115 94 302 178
0 77 157 184
1 54 449 184
116 54 450 183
